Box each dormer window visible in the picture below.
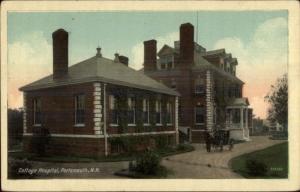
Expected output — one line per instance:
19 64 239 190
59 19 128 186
159 55 173 70
233 65 236 75
226 62 230 72
195 77 205 95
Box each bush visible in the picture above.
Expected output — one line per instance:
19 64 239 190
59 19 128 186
135 150 161 175
8 159 33 179
245 158 268 176
176 144 192 151
31 128 50 156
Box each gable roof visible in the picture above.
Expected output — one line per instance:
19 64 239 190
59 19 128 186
19 55 179 96
157 44 178 56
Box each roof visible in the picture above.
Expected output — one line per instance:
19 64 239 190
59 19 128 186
157 44 178 56
193 54 244 84
201 49 225 57
19 54 179 96
227 98 250 106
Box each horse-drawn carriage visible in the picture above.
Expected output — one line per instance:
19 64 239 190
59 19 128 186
206 129 234 152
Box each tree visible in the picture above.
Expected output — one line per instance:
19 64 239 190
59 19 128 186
265 74 288 131
8 108 24 149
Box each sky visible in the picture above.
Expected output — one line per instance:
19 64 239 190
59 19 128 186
7 11 288 119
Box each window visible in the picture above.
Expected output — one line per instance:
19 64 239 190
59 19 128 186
159 55 173 70
33 98 41 125
195 105 205 124
128 97 136 125
171 79 177 89
195 78 205 95
109 95 118 125
166 102 172 124
232 109 240 124
75 94 85 125
143 98 149 124
155 100 162 124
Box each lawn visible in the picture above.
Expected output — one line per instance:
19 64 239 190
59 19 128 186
9 144 194 163
230 142 288 178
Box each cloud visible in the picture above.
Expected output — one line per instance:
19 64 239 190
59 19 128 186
213 17 288 118
8 31 52 109
130 31 179 70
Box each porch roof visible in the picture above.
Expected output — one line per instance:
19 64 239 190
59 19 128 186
227 97 250 107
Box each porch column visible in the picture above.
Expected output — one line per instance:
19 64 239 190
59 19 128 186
245 108 248 130
240 107 244 129
245 108 249 139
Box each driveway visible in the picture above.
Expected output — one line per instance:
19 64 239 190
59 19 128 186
162 136 286 178
16 136 285 179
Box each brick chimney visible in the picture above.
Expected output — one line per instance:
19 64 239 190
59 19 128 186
143 39 157 71
52 29 68 79
180 23 194 66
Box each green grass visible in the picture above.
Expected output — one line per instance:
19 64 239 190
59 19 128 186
230 142 288 178
9 144 195 163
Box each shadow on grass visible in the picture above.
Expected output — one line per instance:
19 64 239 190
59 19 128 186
229 142 288 179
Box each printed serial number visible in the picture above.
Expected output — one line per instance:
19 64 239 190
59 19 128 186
270 167 284 171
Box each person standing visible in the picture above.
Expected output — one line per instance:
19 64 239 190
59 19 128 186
205 132 211 152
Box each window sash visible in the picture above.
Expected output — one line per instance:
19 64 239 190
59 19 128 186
195 106 205 124
128 97 136 124
166 102 172 124
156 101 161 124
33 98 41 125
75 95 85 124
143 99 149 124
109 95 118 124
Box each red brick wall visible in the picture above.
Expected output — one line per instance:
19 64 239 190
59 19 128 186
23 136 105 157
25 82 94 135
105 84 176 134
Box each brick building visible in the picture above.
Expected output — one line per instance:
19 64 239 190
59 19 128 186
142 23 252 143
20 29 179 157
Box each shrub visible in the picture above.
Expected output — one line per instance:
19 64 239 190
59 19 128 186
8 159 33 179
176 144 193 151
245 158 268 176
135 150 161 175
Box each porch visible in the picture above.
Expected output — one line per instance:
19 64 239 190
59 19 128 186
225 98 251 141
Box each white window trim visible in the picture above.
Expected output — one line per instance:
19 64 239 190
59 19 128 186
128 124 137 127
33 124 42 127
109 123 119 127
74 123 85 127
